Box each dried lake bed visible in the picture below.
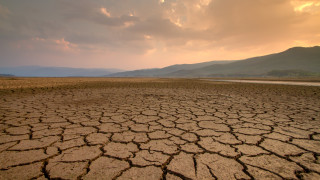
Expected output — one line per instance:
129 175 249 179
0 77 320 179
207 79 320 87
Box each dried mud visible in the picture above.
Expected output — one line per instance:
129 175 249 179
0 78 320 180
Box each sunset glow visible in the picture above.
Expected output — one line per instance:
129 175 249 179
292 0 320 12
100 7 111 17
0 0 320 70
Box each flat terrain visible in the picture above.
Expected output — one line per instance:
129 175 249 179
0 78 320 179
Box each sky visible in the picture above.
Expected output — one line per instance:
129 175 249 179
0 0 320 70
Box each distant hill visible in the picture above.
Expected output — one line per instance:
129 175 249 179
0 74 15 77
107 60 235 77
168 46 320 77
0 66 123 77
2 46 319 78
108 46 320 77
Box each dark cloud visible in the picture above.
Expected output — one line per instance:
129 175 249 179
59 1 140 27
0 0 320 69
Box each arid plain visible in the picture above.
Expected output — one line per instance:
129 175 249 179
0 78 320 180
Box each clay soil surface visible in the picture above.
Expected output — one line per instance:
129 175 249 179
0 77 320 180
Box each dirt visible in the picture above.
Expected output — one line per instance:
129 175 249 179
0 78 319 179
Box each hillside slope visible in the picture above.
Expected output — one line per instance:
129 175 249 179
107 60 234 77
168 46 320 77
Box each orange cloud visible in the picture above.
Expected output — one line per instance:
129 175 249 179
100 7 111 17
291 0 320 12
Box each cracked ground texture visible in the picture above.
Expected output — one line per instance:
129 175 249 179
0 77 320 180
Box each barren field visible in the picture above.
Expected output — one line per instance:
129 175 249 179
0 78 320 180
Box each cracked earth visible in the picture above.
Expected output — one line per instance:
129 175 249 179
0 78 320 180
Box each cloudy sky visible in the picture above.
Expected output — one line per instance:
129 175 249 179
0 0 319 70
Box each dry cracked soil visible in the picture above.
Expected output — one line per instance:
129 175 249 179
0 77 320 180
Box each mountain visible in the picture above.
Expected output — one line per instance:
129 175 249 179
108 46 320 77
0 74 15 77
0 66 123 77
169 46 320 77
107 60 235 77
2 46 319 78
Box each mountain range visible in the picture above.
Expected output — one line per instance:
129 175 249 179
107 46 320 77
0 66 123 77
1 46 319 77
107 60 235 77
